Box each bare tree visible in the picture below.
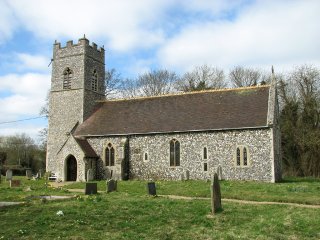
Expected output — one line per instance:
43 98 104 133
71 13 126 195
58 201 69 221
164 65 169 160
229 66 262 87
105 68 124 99
122 70 179 97
177 65 226 92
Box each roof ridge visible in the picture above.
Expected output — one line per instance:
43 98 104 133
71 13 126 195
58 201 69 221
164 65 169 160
99 85 270 103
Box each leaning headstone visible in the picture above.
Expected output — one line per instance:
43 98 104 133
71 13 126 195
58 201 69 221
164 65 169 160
87 169 93 182
107 179 117 193
211 173 222 214
85 182 97 195
26 169 32 180
10 179 21 188
184 170 190 180
6 169 12 181
147 182 156 196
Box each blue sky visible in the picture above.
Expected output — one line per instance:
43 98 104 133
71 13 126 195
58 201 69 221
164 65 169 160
0 0 319 142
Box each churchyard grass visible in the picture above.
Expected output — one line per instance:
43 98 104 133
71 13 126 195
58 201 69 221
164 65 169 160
1 188 320 239
66 177 320 205
1 177 319 239
0 176 73 202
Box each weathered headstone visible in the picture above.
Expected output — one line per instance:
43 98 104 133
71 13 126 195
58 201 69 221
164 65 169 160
179 173 184 181
26 169 32 180
38 169 44 178
147 182 156 196
6 169 12 181
184 170 190 180
10 179 21 187
85 182 97 195
87 169 93 182
107 179 117 193
211 173 222 214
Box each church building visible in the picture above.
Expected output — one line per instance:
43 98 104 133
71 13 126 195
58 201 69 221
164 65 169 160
46 37 282 182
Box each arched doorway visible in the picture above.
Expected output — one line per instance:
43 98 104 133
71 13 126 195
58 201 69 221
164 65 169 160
66 155 77 181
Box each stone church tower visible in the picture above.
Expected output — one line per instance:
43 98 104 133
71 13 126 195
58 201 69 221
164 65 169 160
46 37 105 181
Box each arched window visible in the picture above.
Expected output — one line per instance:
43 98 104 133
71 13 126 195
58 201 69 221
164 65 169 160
203 147 208 160
170 139 180 167
236 147 241 166
63 67 73 89
144 152 148 161
105 143 115 166
91 69 98 91
235 146 250 167
243 147 247 166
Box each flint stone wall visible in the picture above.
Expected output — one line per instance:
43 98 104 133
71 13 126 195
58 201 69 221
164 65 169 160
87 128 276 182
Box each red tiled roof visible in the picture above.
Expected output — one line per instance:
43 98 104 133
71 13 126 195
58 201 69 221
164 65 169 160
75 86 270 136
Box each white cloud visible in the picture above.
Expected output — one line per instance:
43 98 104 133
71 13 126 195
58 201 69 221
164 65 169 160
6 0 172 52
0 0 17 44
15 53 50 72
0 123 47 143
157 0 320 72
0 73 50 122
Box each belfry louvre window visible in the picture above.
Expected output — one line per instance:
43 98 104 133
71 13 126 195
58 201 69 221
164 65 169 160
91 69 98 91
105 143 115 166
63 68 73 89
170 139 180 167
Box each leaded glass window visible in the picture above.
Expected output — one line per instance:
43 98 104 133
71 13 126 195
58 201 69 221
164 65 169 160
203 147 208 160
170 139 180 167
236 147 241 166
105 143 115 166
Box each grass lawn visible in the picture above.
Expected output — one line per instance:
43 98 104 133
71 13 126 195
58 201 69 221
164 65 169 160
0 176 319 239
66 177 320 205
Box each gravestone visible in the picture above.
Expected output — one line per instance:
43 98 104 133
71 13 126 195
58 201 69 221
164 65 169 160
184 170 190 180
179 173 184 181
107 179 117 193
87 169 93 182
147 182 156 196
38 169 44 178
26 169 32 180
6 169 12 181
85 182 97 195
211 173 222 214
10 179 21 187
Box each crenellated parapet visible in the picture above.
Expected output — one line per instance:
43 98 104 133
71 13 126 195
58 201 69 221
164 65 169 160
53 37 104 63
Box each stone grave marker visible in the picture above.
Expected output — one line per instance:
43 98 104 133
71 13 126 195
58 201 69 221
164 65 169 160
107 179 117 193
85 182 97 195
6 169 12 181
87 169 93 182
184 170 190 180
147 182 157 196
38 169 44 178
211 173 222 214
10 179 21 187
179 173 184 181
26 169 32 180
